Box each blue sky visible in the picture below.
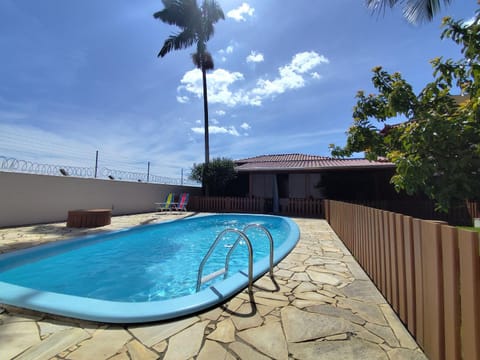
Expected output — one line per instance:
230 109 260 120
0 1 477 179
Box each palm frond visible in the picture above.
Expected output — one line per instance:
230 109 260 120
403 0 452 24
158 30 197 57
365 0 399 13
154 0 201 29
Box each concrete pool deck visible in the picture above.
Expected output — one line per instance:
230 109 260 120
0 213 427 360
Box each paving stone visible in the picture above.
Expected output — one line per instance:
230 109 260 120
388 348 428 360
38 320 74 337
108 352 130 360
291 272 311 282
254 291 289 302
237 321 288 360
198 340 235 360
231 304 263 330
323 284 346 297
222 297 244 314
293 282 319 293
342 280 386 304
365 323 400 347
0 320 41 360
281 306 352 343
292 299 327 309
128 316 199 347
67 327 131 360
289 265 307 272
152 341 167 353
325 333 349 341
275 269 293 278
306 304 366 325
344 259 371 281
306 269 342 286
380 304 418 349
199 307 223 321
15 328 90 360
256 303 275 317
251 293 289 308
338 298 387 326
163 320 209 360
295 291 335 303
126 339 158 360
288 338 388 360
229 341 270 360
207 318 236 343
351 324 384 344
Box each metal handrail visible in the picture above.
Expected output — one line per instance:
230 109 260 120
242 224 274 278
196 229 254 293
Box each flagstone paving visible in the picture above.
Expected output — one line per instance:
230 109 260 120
0 212 427 359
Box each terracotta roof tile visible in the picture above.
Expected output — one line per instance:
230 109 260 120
235 153 393 172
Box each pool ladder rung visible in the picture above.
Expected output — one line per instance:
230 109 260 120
201 268 226 284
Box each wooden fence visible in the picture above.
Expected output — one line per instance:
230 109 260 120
324 200 480 360
189 196 324 218
349 199 479 226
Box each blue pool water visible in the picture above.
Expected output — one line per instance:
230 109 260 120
0 214 300 323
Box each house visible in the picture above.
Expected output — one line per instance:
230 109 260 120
234 154 401 212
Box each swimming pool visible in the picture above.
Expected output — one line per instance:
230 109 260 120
0 214 300 323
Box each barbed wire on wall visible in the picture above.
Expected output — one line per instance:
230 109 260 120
0 156 200 187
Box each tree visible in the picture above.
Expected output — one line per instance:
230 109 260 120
331 10 480 211
154 0 225 192
366 0 453 24
190 157 238 196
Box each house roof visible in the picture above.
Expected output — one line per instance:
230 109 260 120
235 153 394 172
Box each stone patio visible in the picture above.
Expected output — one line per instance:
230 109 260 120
0 212 427 359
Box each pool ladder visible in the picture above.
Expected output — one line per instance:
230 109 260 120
196 224 274 294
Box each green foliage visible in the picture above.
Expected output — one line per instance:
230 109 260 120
332 10 480 211
190 157 238 196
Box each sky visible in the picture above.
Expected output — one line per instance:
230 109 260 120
0 1 477 180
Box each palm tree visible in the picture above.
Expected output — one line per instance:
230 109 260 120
366 0 453 24
154 0 224 173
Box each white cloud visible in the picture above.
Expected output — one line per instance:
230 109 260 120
227 3 255 22
211 118 219 125
191 125 240 136
176 95 189 103
240 122 251 130
177 68 245 106
177 51 329 107
251 51 328 99
216 110 226 116
246 51 264 63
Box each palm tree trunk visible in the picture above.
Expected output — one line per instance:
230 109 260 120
202 67 210 196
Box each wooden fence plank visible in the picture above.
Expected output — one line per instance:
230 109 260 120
421 221 445 360
441 226 461 360
458 229 480 360
402 216 416 337
384 211 393 304
395 213 407 323
389 212 399 311
379 210 388 298
412 218 424 348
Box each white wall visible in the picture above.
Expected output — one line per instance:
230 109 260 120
0 172 201 227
